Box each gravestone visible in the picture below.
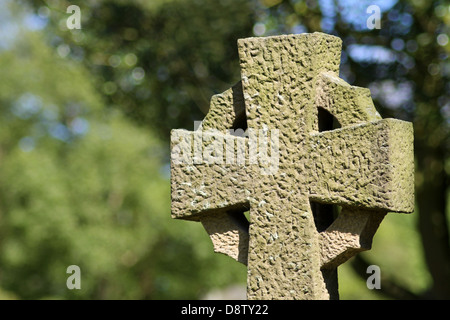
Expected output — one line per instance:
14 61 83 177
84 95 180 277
170 32 414 300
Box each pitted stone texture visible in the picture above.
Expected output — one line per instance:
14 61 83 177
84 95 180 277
170 32 414 300
316 72 382 127
202 81 246 133
201 211 249 265
319 209 387 268
307 119 414 212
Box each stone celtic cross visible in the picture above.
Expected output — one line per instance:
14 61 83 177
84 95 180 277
170 33 414 300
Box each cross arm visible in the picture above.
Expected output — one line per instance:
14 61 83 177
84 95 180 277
170 129 252 221
171 129 253 264
308 118 414 213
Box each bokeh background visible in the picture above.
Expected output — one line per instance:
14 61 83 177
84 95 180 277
0 0 448 299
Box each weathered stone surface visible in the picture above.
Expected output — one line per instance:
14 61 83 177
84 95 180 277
170 32 414 300
202 81 246 132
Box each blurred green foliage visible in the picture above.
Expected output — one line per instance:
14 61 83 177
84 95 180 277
0 0 448 299
34 0 255 139
0 4 246 299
